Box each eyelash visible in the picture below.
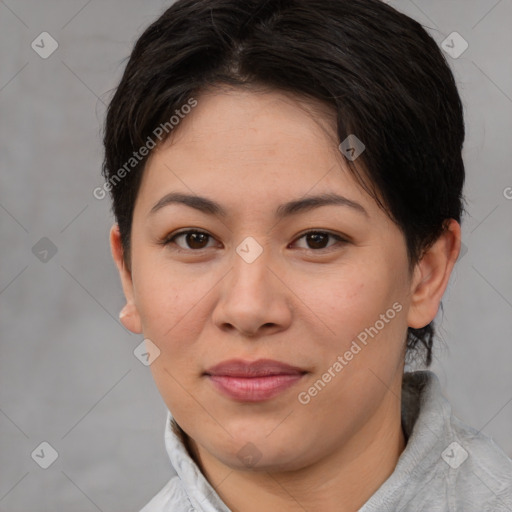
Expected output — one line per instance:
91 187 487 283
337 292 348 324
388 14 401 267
159 229 349 253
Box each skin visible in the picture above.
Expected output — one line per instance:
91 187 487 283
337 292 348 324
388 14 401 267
110 88 461 512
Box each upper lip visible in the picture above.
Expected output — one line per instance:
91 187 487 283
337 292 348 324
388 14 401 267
204 358 306 377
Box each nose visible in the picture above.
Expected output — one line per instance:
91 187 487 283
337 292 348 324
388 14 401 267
211 246 293 338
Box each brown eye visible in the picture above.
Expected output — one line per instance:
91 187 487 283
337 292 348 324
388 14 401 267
164 230 215 250
292 231 348 250
183 232 209 249
305 232 329 249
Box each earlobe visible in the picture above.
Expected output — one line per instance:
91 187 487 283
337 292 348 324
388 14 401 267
407 219 461 329
109 224 143 334
119 303 143 334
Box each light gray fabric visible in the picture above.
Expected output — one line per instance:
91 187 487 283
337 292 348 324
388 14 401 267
140 371 512 512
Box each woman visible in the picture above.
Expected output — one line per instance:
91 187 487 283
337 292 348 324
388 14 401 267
102 0 512 510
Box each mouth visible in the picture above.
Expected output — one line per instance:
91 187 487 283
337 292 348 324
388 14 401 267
204 358 307 402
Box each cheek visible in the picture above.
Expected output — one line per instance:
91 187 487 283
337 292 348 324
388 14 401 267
293 261 398 345
136 264 212 411
131 258 208 355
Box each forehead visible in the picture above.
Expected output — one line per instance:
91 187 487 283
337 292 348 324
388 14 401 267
135 88 377 219
165 88 339 155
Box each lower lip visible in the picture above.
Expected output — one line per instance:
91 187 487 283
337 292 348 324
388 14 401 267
207 374 304 402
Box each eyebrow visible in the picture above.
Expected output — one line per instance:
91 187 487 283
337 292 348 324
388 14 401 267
149 191 368 218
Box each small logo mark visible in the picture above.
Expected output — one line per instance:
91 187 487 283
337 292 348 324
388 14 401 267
236 237 263 264
31 32 59 59
236 442 263 468
339 134 366 161
31 441 59 469
32 237 58 263
441 32 468 59
441 441 468 469
134 338 161 366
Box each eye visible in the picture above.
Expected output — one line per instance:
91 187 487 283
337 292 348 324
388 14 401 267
291 230 348 251
160 229 348 253
162 229 218 251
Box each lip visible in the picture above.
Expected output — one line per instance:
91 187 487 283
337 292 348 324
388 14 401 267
204 359 307 402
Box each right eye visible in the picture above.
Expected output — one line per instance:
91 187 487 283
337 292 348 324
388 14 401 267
161 229 219 251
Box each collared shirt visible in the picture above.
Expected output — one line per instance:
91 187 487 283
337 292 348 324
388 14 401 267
140 370 512 512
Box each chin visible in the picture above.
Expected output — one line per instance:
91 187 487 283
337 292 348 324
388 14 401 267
221 449 309 473
214 430 313 472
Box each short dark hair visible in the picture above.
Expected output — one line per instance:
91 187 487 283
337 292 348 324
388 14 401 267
102 0 466 367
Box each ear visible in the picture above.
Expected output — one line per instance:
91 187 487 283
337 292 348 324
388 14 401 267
109 224 142 334
407 219 461 329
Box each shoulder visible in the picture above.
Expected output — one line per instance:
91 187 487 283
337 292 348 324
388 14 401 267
139 476 195 512
393 371 512 511
442 415 512 511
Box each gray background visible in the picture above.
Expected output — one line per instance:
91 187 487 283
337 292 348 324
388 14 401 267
0 0 511 510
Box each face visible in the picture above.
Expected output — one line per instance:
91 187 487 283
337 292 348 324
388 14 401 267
111 88 448 472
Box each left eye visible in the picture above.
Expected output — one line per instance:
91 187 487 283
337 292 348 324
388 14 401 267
291 231 347 250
